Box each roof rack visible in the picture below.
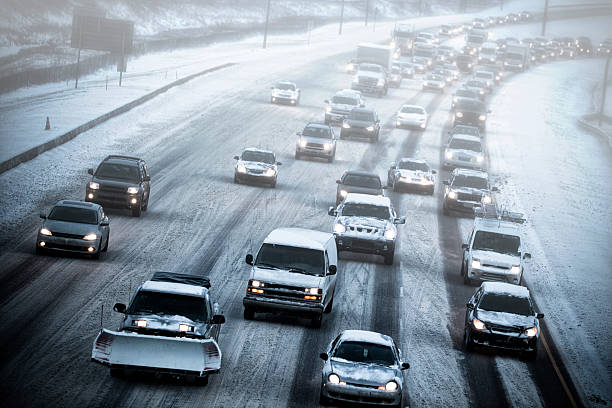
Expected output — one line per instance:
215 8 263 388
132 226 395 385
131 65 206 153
104 155 141 162
474 202 525 224
151 272 211 289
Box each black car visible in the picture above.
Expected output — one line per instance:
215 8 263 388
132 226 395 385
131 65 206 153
453 98 490 131
340 108 381 143
443 168 496 216
452 88 479 109
336 170 385 205
576 36 593 55
455 55 475 73
464 282 544 359
37 200 110 259
86 155 151 217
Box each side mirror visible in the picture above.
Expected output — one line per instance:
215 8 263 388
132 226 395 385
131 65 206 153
336 179 341 184
394 216 406 224
328 265 337 275
324 99 329 104
382 185 389 190
328 206 337 216
39 212 46 219
492 186 499 192
461 243 469 249
233 155 240 160
523 252 532 260
319 352 328 360
401 362 410 370
466 303 474 309
100 217 110 226
432 170 437 174
143 175 151 182
87 168 94 175
443 180 449 185
211 314 226 325
113 303 127 313
245 254 254 265
276 162 282 166
537 313 544 319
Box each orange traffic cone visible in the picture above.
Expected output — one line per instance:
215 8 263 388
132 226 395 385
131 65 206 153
45 116 51 130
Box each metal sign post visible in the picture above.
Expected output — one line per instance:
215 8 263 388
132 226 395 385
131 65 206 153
599 55 610 126
263 0 271 49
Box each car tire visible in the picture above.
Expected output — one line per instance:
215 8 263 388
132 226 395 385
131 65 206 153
35 245 43 255
428 186 434 195
384 251 394 265
393 181 399 192
311 314 322 328
463 327 474 351
328 155 334 163
102 237 109 252
91 250 100 260
270 179 277 188
324 117 330 125
110 368 124 378
234 175 239 184
131 205 141 218
463 269 473 285
243 307 255 320
324 295 334 313
295 152 301 160
142 198 148 212
524 345 538 361
460 259 466 276
443 203 450 216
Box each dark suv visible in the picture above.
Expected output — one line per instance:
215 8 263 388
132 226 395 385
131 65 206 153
86 155 151 217
336 170 385 205
340 108 381 143
453 98 490 131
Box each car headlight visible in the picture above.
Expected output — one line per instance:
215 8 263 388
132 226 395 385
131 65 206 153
525 327 538 337
482 195 491 203
237 164 247 173
264 168 276 177
339 189 348 198
328 374 341 385
298 139 307 148
510 265 521 274
342 122 351 129
323 143 332 150
384 228 397 240
127 186 139 194
305 287 322 295
366 126 375 132
447 190 457 199
377 78 385 86
476 155 484 163
133 319 147 328
445 151 453 159
479 90 485 95
325 106 332 113
384 381 398 392
88 182 100 190
519 64 523 68
472 319 486 330
427 60 432 66
456 111 464 118
453 97 458 102
39 227 52 236
83 233 98 241
333 223 346 234
250 280 264 288
346 63 354 71
471 259 481 269
504 61 509 65
352 76 358 83
178 324 194 332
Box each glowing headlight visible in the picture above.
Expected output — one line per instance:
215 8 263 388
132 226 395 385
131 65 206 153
471 259 481 269
366 126 375 132
134 320 147 328
264 168 276 177
384 228 397 240
342 122 351 129
525 327 538 337
40 228 52 236
333 223 346 234
237 164 247 173
250 280 264 288
352 76 359 83
427 60 432 66
448 190 457 199
456 112 464 118
178 324 194 332
298 139 307 148
519 64 523 68
89 182 100 190
385 381 398 392
504 61 509 65
127 186 139 194
476 155 484 163
472 319 486 330
510 265 521 274
377 78 385 86
83 233 97 241
325 106 333 114
453 97 458 102
323 143 332 150
445 151 453 159
305 287 321 295
479 90 485 95
328 374 341 385
482 195 492 205
339 189 348 198
346 63 355 71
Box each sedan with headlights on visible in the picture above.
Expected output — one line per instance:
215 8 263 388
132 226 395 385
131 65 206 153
387 158 436 194
37 200 109 259
295 122 336 162
443 168 496 216
319 330 409 407
444 134 486 171
270 81 300 105
396 104 428 130
422 74 446 92
233 148 281 188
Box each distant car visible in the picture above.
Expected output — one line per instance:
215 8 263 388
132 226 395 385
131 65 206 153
396 61 415 78
444 134 486 170
387 158 436 194
422 74 446 92
496 16 505 25
479 66 504 84
37 200 109 259
270 81 300 105
412 56 431 72
505 13 519 23
597 38 612 55
532 47 549 63
335 170 385 206
329 193 405 265
345 58 359 74
439 45 457 59
396 104 428 130
389 66 403 88
576 37 593 55
295 123 337 162
340 108 381 142
324 89 365 125
233 148 281 187
462 79 488 99
472 18 487 29
455 55 475 73
319 330 409 406
518 10 532 21
453 98 489 131
433 68 453 84
86 155 150 217
452 88 479 109
443 168 496 216
442 63 460 80
464 282 543 359
473 71 495 91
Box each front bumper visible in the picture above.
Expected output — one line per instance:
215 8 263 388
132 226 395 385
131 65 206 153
235 171 276 185
470 328 538 352
86 189 139 209
296 145 334 158
396 118 426 129
351 83 384 94
395 178 434 192
443 157 485 171
271 95 297 104
423 83 444 91
322 382 401 406
467 266 521 284
37 234 100 254
444 198 480 214
335 235 395 256
243 295 323 316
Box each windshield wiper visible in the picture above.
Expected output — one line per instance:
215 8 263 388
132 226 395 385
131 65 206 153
255 262 281 269
288 267 311 275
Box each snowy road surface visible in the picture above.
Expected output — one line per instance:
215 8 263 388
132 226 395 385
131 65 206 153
0 5 611 408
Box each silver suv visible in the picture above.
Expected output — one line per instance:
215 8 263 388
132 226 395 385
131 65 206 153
295 123 337 162
324 89 365 125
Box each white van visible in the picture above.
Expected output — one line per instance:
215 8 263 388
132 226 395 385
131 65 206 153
243 228 338 328
478 42 498 64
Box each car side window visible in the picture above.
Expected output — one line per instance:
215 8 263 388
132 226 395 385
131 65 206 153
324 252 329 274
472 288 483 305
143 163 149 178
330 334 342 353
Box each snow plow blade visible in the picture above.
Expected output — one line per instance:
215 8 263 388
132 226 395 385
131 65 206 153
91 329 221 376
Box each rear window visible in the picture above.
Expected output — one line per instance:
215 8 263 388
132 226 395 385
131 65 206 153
48 206 98 225
343 174 381 188
400 106 424 114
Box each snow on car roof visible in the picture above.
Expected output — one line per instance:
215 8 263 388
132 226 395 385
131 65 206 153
474 218 523 235
452 168 488 178
340 330 394 347
344 193 390 207
450 134 481 142
399 157 426 164
337 89 361 96
141 280 207 297
401 104 425 111
57 200 99 209
242 147 274 154
275 81 296 86
481 282 530 298
263 227 332 251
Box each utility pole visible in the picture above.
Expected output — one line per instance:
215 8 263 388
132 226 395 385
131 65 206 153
339 0 345 35
500 0 504 11
599 54 610 126
263 0 271 49
365 0 370 26
541 0 549 36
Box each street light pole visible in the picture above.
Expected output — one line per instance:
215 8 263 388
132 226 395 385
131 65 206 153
339 0 345 35
541 0 549 36
599 54 610 126
263 0 271 49
365 0 370 26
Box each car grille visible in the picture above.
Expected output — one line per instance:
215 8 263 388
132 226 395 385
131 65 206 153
306 143 325 151
257 283 314 302
482 263 510 270
44 243 90 251
248 168 264 175
359 77 378 86
331 108 351 115
488 324 521 334
328 391 395 404
52 232 84 239
455 153 474 161
99 184 127 194
347 225 379 234
480 272 508 282
457 192 481 202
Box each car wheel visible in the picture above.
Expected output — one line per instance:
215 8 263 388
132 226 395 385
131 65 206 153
460 259 466 276
339 131 345 140
295 152 301 160
131 205 141 218
429 186 434 195
91 250 100 260
327 154 334 163
524 345 538 361
35 245 43 255
243 307 255 320
234 175 239 184
324 295 334 313
463 269 473 285
324 118 330 125
463 327 474 351
443 203 450 216
102 237 109 252
384 251 394 265
393 181 399 192
270 179 277 188
110 368 124 378
311 314 322 328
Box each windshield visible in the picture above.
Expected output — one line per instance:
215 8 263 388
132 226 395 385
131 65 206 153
479 293 532 316
302 126 331 139
96 163 139 181
242 151 275 164
468 36 485 44
453 175 487 189
48 206 98 225
275 83 295 91
343 174 381 188
341 203 390 220
449 139 482 152
427 75 444 81
457 55 472 62
332 96 358 105
255 244 325 276
505 53 522 59
456 100 486 112
400 106 424 114
473 231 520 255
333 341 395 366
480 48 495 54
398 161 429 171
349 111 375 121
129 291 208 322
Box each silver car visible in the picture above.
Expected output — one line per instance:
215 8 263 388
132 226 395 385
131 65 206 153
233 148 281 188
295 123 337 162
319 330 409 407
443 134 485 171
36 200 109 259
